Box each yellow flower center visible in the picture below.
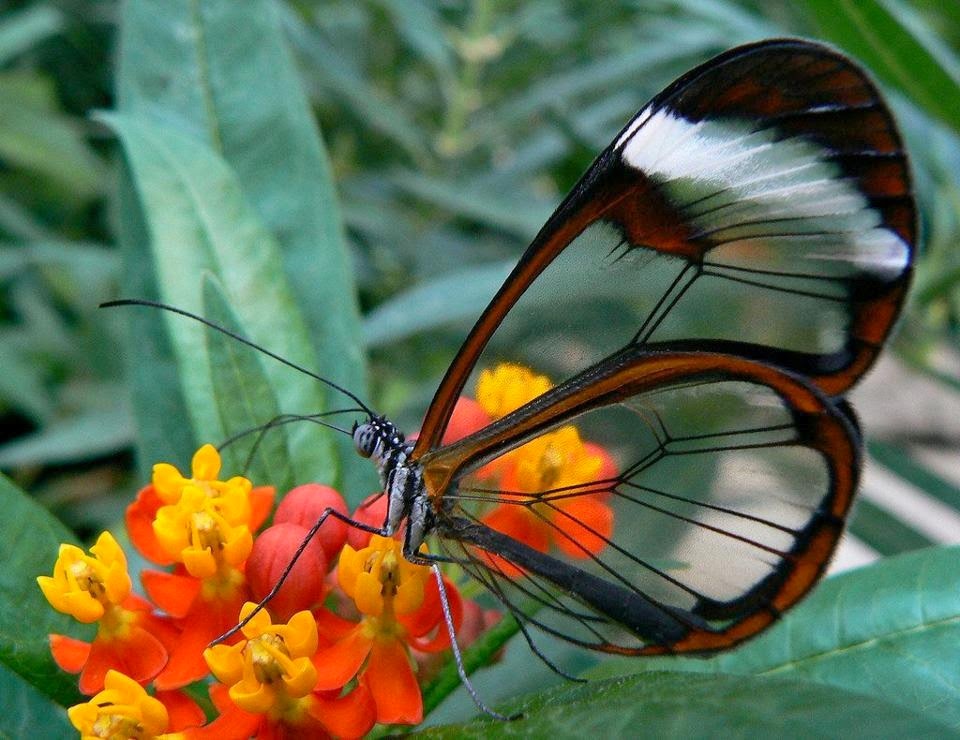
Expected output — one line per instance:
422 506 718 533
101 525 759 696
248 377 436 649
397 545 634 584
203 605 319 715
37 532 132 623
249 632 291 685
513 426 601 494
153 485 253 579
91 713 147 739
67 671 169 739
67 560 104 600
338 536 429 630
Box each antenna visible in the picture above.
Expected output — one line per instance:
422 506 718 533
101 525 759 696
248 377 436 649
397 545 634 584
100 298 374 416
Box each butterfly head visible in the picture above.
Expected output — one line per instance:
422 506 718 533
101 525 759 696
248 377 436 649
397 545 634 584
352 416 406 462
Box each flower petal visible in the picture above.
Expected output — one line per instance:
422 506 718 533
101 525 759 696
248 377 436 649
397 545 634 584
191 444 221 480
49 634 90 673
230 677 276 715
141 570 200 618
76 641 118 696
406 577 462 653
313 607 358 642
126 485 176 565
312 626 371 691
154 613 224 690
248 485 276 532
553 496 613 559
482 503 550 553
191 686 261 739
363 638 422 725
119 626 170 680
310 684 377 739
156 689 206 731
204 643 245 687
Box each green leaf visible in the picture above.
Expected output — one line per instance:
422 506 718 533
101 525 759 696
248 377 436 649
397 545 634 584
0 328 53 422
373 0 454 76
0 407 133 467
390 172 553 239
102 112 335 486
115 161 197 475
0 5 64 66
422 614 522 718
282 6 429 160
849 498 934 555
202 277 296 492
870 440 960 511
419 671 953 738
115 0 369 496
364 260 514 346
594 546 960 730
0 663 73 738
0 473 88 706
0 71 103 199
801 0 960 134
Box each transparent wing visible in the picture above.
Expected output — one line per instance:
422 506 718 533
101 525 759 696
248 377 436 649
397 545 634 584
423 350 859 652
414 39 913 456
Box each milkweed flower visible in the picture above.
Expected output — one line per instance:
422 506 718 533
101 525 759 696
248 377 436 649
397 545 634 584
313 535 462 725
476 363 552 419
484 425 614 559
67 670 204 739
203 602 375 739
37 531 177 695
470 363 617 568
125 444 274 690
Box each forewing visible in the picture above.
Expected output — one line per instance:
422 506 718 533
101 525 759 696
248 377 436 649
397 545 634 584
423 350 860 653
415 39 913 456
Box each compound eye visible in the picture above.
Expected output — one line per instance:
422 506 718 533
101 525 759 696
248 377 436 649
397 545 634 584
353 424 375 458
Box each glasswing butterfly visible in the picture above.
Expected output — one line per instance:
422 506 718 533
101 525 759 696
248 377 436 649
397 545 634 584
350 37 914 657
113 36 914 687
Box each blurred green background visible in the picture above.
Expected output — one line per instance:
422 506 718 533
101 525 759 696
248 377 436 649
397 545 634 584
1 0 959 733
2 0 957 561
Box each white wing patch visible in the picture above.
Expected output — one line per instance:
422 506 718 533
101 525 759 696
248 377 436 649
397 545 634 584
618 108 909 281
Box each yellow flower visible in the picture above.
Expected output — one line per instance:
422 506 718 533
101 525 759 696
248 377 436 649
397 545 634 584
152 443 251 505
338 535 429 621
37 532 130 623
204 603 318 715
475 363 552 419
152 484 254 578
511 425 602 493
67 670 170 739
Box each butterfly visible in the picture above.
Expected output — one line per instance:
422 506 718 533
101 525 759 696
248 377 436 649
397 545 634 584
115 38 915 665
349 37 914 657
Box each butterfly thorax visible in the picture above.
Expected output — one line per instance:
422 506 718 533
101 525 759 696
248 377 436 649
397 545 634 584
352 417 432 556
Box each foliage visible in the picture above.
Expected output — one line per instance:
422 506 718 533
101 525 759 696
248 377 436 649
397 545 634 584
0 0 958 736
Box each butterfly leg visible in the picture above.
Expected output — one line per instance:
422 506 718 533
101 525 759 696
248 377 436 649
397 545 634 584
432 563 520 721
211 507 389 645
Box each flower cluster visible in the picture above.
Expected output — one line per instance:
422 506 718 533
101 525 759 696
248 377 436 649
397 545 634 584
462 364 617 571
39 362 614 738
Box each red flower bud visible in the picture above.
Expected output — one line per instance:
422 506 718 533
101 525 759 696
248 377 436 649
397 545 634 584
246 523 327 621
275 484 350 564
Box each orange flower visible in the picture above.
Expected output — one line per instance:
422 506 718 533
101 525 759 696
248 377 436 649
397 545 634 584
470 364 616 569
126 445 274 690
67 670 205 739
313 536 462 725
203 603 375 739
37 532 178 695
483 426 614 563
127 445 274 569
